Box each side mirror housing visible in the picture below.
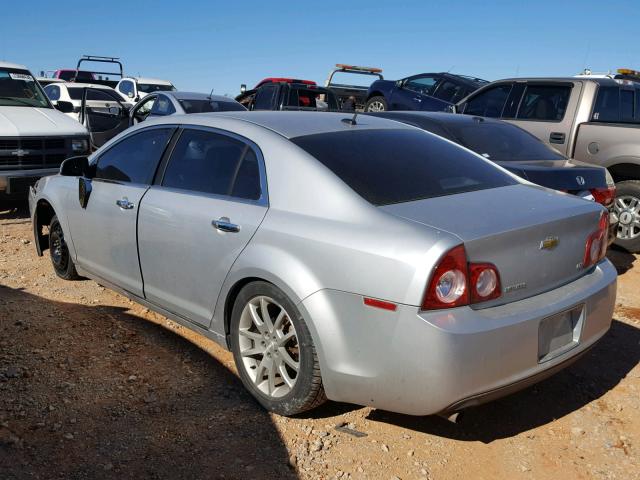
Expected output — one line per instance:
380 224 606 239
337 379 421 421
60 156 89 177
395 80 404 88
240 84 247 94
55 100 75 113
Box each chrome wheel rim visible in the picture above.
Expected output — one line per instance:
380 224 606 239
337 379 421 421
366 101 385 112
614 195 640 240
238 296 300 398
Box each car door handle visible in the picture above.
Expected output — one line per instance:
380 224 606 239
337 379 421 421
549 132 566 144
116 198 135 210
212 217 240 233
413 97 423 102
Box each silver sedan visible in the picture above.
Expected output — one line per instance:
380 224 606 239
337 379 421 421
29 112 617 416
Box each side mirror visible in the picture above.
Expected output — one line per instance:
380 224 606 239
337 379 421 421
395 80 404 88
55 100 75 113
60 156 89 177
240 84 247 94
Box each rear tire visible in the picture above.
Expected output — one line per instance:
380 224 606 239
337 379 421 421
613 180 640 253
49 215 80 280
365 96 388 112
230 281 326 416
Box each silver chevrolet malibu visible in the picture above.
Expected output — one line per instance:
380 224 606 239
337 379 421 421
29 111 617 416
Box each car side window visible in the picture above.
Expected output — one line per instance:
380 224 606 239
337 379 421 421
404 76 439 96
621 90 634 123
254 85 277 110
433 80 467 103
463 84 512 117
162 129 262 200
516 85 571 121
150 95 176 116
44 85 60 101
94 128 173 184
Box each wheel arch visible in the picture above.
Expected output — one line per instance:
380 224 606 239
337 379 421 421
366 91 385 102
608 162 640 183
33 199 57 257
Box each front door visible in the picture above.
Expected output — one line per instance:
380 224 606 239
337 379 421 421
67 126 175 296
80 87 130 149
390 75 440 110
138 127 268 327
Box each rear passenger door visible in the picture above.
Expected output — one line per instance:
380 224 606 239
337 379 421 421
137 127 268 327
390 75 440 110
508 82 580 156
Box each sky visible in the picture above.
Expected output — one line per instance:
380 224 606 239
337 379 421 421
1 0 638 96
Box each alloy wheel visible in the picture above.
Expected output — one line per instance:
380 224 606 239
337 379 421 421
614 195 640 240
366 101 386 112
237 296 300 398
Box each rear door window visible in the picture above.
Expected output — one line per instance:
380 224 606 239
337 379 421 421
433 80 467 103
592 86 620 122
516 85 571 121
291 129 516 206
463 84 512 117
621 90 635 123
162 129 262 200
253 85 277 110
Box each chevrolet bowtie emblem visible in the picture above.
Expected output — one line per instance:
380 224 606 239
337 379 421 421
11 149 29 157
539 236 559 250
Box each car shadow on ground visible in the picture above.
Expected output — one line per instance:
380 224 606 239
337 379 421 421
367 318 640 443
607 246 636 274
0 286 296 480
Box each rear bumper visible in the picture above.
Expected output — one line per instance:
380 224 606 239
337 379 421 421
301 259 617 416
0 168 59 196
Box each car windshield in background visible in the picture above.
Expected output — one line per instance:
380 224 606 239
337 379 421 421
138 83 176 94
291 129 517 206
0 69 50 108
178 99 246 113
57 70 94 81
445 121 566 161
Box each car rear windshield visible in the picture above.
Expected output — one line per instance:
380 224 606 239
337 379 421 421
291 129 517 206
57 70 94 81
178 99 246 113
444 120 566 161
138 83 176 93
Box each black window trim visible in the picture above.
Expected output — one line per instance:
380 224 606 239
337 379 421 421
153 125 269 207
90 124 179 187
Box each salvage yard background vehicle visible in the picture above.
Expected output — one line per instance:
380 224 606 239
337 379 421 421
236 78 339 111
324 64 383 111
43 82 134 123
30 111 615 417
0 61 89 199
130 91 245 126
456 75 640 251
369 111 618 243
116 76 176 103
365 72 487 112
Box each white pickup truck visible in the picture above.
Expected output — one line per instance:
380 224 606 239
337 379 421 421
0 62 90 199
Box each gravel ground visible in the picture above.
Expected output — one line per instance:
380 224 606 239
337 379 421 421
1 202 639 480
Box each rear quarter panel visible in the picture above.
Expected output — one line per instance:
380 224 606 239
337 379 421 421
572 122 640 170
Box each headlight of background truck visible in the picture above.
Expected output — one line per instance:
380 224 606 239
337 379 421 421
72 138 89 153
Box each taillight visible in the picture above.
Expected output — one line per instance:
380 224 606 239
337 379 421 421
590 186 616 207
422 245 501 310
583 211 609 268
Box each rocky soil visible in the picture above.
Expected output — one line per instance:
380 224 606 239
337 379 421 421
1 203 639 480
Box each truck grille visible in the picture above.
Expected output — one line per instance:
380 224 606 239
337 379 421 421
0 137 78 170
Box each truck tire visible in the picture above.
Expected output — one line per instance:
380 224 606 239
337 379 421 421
365 96 388 112
613 180 640 253
49 215 80 280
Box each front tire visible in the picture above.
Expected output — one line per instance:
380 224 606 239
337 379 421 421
613 180 640 253
365 96 388 112
230 281 326 416
49 215 80 280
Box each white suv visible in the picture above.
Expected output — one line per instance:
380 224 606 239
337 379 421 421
0 61 89 198
116 76 175 102
43 82 132 123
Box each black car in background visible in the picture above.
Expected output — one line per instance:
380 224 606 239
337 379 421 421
367 111 617 242
364 73 487 112
236 78 339 111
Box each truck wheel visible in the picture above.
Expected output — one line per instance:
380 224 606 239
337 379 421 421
613 180 640 253
365 96 388 112
49 215 80 280
230 281 326 416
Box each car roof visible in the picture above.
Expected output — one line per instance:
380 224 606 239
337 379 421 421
0 61 29 70
369 111 507 127
489 76 623 86
62 83 116 90
163 91 236 102
124 76 173 85
156 111 416 138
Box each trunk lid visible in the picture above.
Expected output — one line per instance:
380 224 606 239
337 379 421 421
498 159 608 192
380 184 605 306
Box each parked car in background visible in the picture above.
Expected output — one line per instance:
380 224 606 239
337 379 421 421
52 69 97 82
116 76 176 102
369 111 617 243
53 56 125 89
325 64 383 110
30 111 615 417
36 77 66 88
0 61 89 199
455 75 640 251
365 72 487 112
43 82 133 123
130 91 246 125
236 79 339 111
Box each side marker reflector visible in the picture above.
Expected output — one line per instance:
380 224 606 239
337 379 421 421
364 297 397 311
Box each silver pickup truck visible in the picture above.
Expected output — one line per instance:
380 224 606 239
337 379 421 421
455 76 640 252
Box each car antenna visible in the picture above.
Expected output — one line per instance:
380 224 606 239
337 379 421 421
341 112 358 125
208 87 214 99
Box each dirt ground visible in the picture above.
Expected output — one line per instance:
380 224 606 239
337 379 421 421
0 202 638 480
